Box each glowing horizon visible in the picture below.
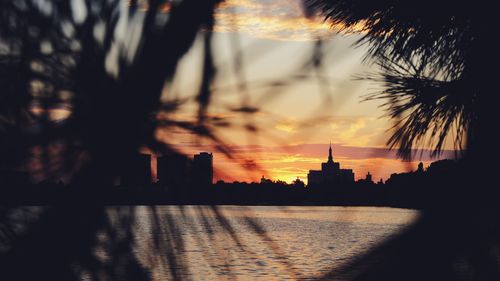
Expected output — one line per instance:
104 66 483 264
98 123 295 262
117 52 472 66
153 0 456 184
147 142 456 184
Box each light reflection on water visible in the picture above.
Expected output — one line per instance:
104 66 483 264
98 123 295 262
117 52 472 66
107 206 419 280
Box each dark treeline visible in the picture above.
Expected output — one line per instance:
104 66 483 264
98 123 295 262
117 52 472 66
1 159 459 209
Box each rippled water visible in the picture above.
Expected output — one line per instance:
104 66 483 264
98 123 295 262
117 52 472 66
100 206 418 280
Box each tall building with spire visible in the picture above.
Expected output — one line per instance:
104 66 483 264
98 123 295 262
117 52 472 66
307 143 354 186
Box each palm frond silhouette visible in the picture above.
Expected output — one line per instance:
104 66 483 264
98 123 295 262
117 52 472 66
304 0 479 160
304 1 498 280
1 0 497 280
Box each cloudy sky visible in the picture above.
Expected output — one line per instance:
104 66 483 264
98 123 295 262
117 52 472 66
156 0 455 183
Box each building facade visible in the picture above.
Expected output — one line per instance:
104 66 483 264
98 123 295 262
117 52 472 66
157 154 191 187
156 152 213 188
193 152 213 186
307 144 354 186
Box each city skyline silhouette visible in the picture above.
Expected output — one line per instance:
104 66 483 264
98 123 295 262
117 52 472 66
1 1 497 281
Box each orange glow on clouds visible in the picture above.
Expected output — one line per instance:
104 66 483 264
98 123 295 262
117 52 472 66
29 106 72 121
151 0 455 185
160 138 454 184
214 0 365 41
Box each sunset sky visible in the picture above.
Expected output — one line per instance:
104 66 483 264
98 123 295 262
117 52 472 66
155 0 455 183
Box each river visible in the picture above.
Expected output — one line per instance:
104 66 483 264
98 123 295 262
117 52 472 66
90 206 419 280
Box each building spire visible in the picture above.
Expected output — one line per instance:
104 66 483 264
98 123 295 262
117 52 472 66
328 141 333 163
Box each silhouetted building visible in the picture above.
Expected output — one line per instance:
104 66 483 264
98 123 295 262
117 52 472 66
157 154 191 187
307 143 354 186
417 162 424 173
357 171 375 186
366 172 372 182
386 162 428 187
192 152 213 186
120 154 151 187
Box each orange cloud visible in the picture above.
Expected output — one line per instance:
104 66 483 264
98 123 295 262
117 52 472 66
275 120 297 133
214 0 364 41
29 105 72 121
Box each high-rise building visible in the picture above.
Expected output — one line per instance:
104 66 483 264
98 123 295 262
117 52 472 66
192 152 213 186
307 143 354 186
365 172 373 182
157 154 191 187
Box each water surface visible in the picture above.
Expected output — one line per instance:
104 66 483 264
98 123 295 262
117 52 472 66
100 206 418 280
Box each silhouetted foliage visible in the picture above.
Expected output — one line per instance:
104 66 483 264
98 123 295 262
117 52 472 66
304 1 498 280
0 0 497 280
304 0 490 161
